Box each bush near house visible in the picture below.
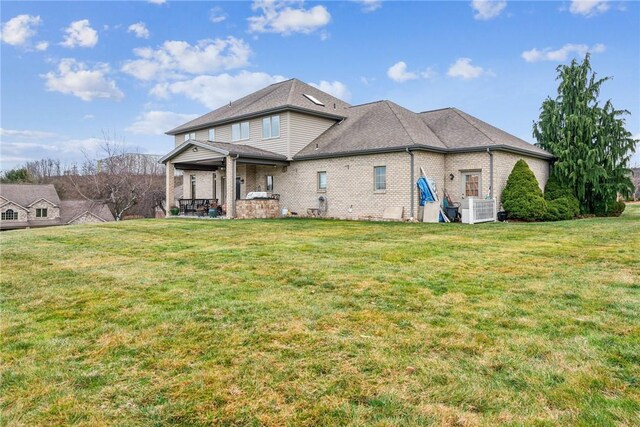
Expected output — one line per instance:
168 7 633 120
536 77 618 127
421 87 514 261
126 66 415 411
543 173 580 221
501 159 547 220
594 198 626 217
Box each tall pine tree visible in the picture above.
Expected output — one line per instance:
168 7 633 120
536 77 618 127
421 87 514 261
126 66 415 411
533 54 637 214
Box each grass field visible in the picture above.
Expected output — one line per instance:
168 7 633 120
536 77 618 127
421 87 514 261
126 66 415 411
1 205 639 426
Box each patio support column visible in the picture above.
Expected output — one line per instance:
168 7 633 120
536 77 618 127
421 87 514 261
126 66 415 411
165 160 175 217
225 155 236 218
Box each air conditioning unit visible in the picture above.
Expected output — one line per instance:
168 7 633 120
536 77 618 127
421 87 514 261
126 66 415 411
461 197 497 224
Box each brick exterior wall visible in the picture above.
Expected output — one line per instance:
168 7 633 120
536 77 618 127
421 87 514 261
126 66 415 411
178 149 550 220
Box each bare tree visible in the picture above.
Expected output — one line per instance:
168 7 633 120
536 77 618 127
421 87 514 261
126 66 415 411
68 132 164 220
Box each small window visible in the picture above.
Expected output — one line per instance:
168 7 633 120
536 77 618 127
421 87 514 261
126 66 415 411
36 208 48 218
1 209 18 220
317 171 327 191
232 121 249 141
374 166 386 191
190 175 196 198
266 175 274 192
262 115 280 139
208 128 215 141
303 93 324 106
184 132 195 142
463 172 481 197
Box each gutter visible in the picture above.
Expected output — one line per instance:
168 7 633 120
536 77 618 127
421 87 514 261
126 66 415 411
487 148 494 199
406 148 415 219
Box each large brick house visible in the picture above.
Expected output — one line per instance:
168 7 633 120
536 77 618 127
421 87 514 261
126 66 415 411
0 184 114 230
160 79 552 220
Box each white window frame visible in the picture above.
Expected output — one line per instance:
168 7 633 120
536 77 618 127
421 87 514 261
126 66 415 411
374 166 386 192
190 175 197 198
317 171 327 191
184 132 195 142
461 170 482 198
262 115 280 139
232 122 250 141
266 175 274 192
1 209 18 220
208 128 215 142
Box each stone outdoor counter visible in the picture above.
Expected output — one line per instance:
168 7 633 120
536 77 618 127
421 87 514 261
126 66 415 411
235 199 280 219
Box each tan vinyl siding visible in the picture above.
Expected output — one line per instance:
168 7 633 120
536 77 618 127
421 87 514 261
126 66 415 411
242 113 289 158
288 111 336 158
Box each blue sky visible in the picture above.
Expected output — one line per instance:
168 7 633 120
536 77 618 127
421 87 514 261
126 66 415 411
1 0 639 171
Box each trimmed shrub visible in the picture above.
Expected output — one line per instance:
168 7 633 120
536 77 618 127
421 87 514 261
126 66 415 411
544 173 580 220
501 160 547 220
544 197 576 221
594 199 626 217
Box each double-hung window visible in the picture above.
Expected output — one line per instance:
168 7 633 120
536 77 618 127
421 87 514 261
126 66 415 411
36 208 48 218
184 132 195 142
374 166 386 192
262 115 280 139
232 122 249 141
317 171 327 191
208 128 215 141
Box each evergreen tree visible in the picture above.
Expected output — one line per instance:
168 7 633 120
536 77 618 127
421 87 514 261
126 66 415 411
0 167 31 183
533 54 637 214
501 160 547 220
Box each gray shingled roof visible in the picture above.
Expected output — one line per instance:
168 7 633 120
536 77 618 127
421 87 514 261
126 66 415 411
0 183 61 208
167 79 351 135
295 100 447 159
419 108 552 158
160 140 288 164
59 200 115 223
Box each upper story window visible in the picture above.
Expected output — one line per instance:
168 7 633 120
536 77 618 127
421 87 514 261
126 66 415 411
36 208 48 218
1 209 18 220
374 166 386 191
208 128 215 141
262 115 280 139
317 171 327 191
232 121 249 141
184 132 195 142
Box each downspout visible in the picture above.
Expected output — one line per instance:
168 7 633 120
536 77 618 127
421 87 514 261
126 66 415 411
406 148 415 219
487 148 494 199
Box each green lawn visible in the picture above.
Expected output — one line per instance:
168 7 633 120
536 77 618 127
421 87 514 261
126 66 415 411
1 206 639 426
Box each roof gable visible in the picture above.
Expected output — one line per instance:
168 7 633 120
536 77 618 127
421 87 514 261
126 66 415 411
27 197 59 208
0 184 61 208
167 79 351 135
160 140 288 164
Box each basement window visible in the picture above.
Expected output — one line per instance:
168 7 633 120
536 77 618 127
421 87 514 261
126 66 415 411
303 93 324 106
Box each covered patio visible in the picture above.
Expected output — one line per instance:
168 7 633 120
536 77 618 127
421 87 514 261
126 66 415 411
159 140 289 219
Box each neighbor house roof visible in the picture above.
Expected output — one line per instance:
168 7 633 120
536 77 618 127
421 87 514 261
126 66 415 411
0 184 61 208
59 200 115 223
159 140 288 164
167 78 351 135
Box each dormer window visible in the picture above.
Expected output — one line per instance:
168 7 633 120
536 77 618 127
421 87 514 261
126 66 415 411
232 121 249 141
184 132 195 142
262 115 280 139
36 208 48 218
303 94 324 106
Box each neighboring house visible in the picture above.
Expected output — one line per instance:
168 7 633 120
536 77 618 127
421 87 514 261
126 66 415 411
160 79 552 220
0 184 114 230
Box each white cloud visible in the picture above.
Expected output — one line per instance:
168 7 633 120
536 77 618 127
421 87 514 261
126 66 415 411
248 1 331 35
121 37 251 81
83 114 95 120
420 67 437 80
147 0 166 4
0 128 58 139
210 7 228 23
354 0 382 13
569 0 610 17
387 61 418 82
0 14 42 47
126 111 199 135
447 58 486 80
471 0 507 20
127 22 150 39
35 41 48 51
42 59 124 101
61 19 98 48
360 76 375 86
309 80 351 101
0 137 104 170
522 43 605 62
149 71 286 109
